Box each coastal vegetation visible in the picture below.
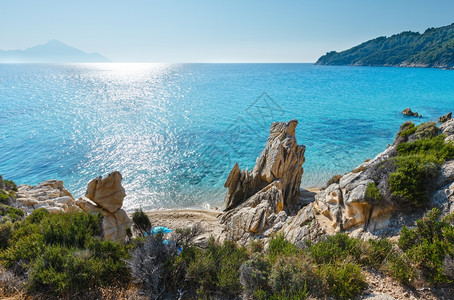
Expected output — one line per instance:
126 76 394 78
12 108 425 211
0 203 452 299
316 23 454 69
1 119 454 298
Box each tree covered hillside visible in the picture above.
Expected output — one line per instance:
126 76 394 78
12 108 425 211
316 23 454 69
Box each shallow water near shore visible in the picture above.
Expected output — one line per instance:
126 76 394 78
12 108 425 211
1 63 453 210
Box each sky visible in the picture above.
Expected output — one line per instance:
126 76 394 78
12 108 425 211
1 0 454 63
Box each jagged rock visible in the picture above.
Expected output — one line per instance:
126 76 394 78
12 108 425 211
0 175 4 190
439 112 452 123
85 171 126 214
16 180 81 214
401 107 419 117
219 120 306 245
440 118 454 143
77 171 132 243
223 120 305 211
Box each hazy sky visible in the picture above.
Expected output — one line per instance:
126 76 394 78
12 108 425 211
1 0 454 62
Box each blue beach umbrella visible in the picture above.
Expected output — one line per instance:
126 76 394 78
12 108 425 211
151 226 172 234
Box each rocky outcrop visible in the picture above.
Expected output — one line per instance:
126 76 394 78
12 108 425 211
401 107 421 117
0 175 4 190
85 171 126 213
76 171 132 243
440 118 454 143
223 120 305 211
219 120 306 244
439 112 452 123
282 121 454 243
16 180 81 214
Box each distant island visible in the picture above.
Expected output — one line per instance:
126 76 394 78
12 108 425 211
316 23 454 69
0 40 109 63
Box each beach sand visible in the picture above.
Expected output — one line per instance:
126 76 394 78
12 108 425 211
141 188 321 242
145 209 223 243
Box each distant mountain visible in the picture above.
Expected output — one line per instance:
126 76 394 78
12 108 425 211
0 40 110 63
316 23 454 69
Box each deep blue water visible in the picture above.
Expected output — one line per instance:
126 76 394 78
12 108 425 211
1 63 453 210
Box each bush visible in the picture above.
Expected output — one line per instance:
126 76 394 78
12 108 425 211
398 122 416 139
0 210 129 296
326 174 342 186
388 134 454 206
365 182 383 204
3 180 18 192
318 262 366 299
385 250 417 285
415 122 439 139
172 222 203 248
0 222 13 249
269 255 316 298
0 204 24 223
131 209 151 236
397 208 454 283
128 233 177 297
267 234 302 264
186 239 249 298
0 191 10 205
309 233 361 264
361 238 392 268
240 254 271 296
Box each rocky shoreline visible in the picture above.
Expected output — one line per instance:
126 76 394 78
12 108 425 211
1 114 454 299
5 115 454 247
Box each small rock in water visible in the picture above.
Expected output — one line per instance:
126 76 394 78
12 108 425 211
438 112 452 123
402 107 420 117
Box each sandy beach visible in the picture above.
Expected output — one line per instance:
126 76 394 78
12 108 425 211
144 209 223 242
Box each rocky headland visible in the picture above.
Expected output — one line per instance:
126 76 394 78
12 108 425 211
218 116 454 246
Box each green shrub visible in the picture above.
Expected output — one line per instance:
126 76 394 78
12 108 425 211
0 222 13 249
0 190 10 204
415 122 439 139
396 134 454 160
365 182 383 204
389 155 439 206
309 233 361 264
398 122 416 138
269 255 317 298
248 239 264 254
0 210 129 296
361 238 392 268
3 180 18 192
388 134 454 206
185 239 249 298
385 250 417 285
397 208 454 283
267 234 302 264
0 204 24 223
240 254 271 296
318 262 366 299
132 208 151 236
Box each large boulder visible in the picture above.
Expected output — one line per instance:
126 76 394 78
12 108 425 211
219 120 306 244
77 171 132 243
16 180 80 214
223 120 305 211
85 171 126 214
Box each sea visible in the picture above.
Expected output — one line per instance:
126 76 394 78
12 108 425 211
1 63 453 211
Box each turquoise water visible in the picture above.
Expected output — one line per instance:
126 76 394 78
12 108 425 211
1 63 453 210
